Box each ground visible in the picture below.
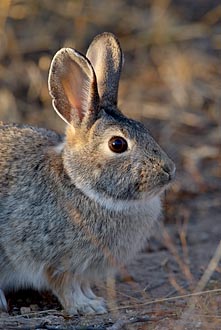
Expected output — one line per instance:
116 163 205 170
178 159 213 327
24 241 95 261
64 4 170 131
0 1 220 329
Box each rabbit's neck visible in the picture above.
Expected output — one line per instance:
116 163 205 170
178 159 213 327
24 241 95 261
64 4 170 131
74 180 161 215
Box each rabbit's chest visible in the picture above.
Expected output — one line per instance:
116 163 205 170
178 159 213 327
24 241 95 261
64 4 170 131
61 195 161 276
106 217 151 263
91 196 161 265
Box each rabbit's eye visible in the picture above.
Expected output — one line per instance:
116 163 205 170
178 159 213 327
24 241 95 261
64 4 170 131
108 136 128 153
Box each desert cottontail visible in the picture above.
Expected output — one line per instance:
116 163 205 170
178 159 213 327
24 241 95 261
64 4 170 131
0 32 175 315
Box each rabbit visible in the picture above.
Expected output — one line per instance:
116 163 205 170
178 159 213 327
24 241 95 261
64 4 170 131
0 32 175 315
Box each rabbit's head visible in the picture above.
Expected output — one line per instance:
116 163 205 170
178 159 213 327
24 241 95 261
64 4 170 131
48 33 175 207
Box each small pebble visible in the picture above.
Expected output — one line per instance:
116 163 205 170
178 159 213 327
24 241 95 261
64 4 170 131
30 304 39 311
20 306 31 314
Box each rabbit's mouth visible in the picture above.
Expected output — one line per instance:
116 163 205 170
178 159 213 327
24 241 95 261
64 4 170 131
135 185 167 201
137 160 176 194
136 174 175 200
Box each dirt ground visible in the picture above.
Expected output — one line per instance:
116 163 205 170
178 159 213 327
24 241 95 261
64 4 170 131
0 1 221 329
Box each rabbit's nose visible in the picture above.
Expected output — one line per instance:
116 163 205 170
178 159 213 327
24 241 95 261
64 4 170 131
162 160 176 181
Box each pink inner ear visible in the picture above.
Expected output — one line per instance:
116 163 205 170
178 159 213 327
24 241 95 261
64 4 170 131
50 48 99 125
62 77 84 121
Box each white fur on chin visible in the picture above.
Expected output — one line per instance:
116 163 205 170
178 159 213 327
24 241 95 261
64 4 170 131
74 181 161 213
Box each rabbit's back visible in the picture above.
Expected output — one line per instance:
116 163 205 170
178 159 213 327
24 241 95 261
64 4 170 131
0 124 62 160
0 124 63 195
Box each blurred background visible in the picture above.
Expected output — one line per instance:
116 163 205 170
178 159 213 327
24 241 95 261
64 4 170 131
0 1 221 326
0 0 220 223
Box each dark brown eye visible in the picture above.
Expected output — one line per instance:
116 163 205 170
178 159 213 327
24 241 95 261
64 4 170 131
108 136 128 153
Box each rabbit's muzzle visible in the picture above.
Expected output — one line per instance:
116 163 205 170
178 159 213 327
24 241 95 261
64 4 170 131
160 159 176 184
138 157 176 195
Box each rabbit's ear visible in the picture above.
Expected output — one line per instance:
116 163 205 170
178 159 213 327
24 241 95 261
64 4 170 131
48 48 100 127
86 32 123 107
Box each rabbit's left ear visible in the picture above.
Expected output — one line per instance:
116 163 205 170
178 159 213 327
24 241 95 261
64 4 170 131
48 48 100 128
86 32 123 107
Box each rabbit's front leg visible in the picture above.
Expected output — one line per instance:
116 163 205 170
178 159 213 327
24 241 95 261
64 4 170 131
81 281 104 301
45 268 107 315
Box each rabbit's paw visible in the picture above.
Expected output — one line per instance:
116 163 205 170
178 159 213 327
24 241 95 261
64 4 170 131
72 298 107 315
0 289 8 312
64 284 107 315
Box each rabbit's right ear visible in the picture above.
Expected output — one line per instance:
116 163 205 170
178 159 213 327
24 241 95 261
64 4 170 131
86 32 123 107
48 48 100 127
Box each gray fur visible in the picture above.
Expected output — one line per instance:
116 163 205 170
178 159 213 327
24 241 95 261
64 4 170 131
86 32 123 106
0 33 175 315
